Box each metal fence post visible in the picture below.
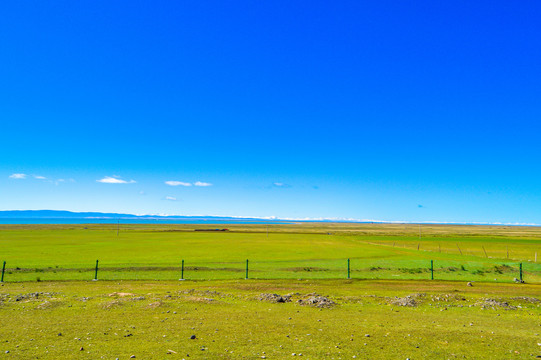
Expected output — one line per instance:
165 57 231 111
245 259 249 279
1 261 5 282
430 260 434 280
519 263 523 282
347 258 350 279
180 259 184 280
94 260 99 281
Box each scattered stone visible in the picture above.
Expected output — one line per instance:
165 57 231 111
80 347 84 351
391 293 425 307
365 334 370 337
130 355 136 358
467 282 473 287
190 335 196 340
258 293 292 303
297 295 335 308
58 333 62 336
511 296 540 303
5 350 9 354
478 298 516 309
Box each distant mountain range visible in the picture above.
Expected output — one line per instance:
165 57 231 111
0 210 264 221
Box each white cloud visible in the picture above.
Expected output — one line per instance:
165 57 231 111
165 196 177 201
273 182 291 188
96 176 136 184
33 175 47 180
9 173 27 179
165 181 192 187
194 181 212 187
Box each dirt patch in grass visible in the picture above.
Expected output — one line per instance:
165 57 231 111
102 300 124 309
390 293 426 307
108 292 135 297
184 296 216 303
147 301 164 308
36 300 64 310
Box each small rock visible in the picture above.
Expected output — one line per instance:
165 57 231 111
130 356 136 359
5 351 9 354
292 353 296 356
467 282 473 287
58 333 62 336
190 335 196 340
80 347 84 351
365 334 370 337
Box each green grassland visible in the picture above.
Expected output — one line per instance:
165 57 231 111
0 223 539 283
0 223 540 359
0 279 540 359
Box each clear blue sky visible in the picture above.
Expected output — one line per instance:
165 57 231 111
2 1 541 223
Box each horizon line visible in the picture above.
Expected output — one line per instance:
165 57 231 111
1 209 540 227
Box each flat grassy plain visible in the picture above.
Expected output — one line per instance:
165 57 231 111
0 223 539 282
0 223 540 359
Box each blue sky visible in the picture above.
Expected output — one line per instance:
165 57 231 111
2 1 541 223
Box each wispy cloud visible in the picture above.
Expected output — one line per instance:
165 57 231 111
9 173 27 179
165 196 178 201
52 178 75 185
194 181 212 187
33 175 47 180
165 181 192 187
96 176 136 184
273 182 291 188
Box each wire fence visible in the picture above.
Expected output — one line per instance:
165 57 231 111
1 258 538 283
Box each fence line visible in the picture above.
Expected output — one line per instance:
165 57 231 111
0 259 531 284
